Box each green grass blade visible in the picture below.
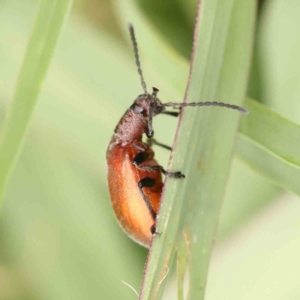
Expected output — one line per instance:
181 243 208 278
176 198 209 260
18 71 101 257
183 1 256 299
0 0 73 207
236 136 300 195
237 98 300 195
137 0 256 299
242 98 300 166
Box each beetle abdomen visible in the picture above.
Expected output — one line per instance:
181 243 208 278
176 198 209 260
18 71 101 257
107 144 163 247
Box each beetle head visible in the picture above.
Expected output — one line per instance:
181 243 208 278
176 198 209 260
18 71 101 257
130 91 165 117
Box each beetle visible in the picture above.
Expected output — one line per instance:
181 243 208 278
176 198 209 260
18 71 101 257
106 24 247 248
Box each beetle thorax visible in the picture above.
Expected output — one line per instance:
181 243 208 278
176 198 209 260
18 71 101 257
110 94 165 146
111 109 147 145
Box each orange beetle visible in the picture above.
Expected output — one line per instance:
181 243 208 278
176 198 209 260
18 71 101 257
106 88 184 247
106 24 248 248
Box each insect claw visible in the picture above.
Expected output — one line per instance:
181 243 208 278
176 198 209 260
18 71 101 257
154 231 162 237
172 172 185 179
151 225 161 237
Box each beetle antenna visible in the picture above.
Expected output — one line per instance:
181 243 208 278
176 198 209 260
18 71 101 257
163 101 248 114
147 87 159 138
128 24 147 94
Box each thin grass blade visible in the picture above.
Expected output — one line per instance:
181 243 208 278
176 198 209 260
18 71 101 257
182 1 256 299
139 0 256 299
237 98 300 196
242 98 300 166
0 0 73 207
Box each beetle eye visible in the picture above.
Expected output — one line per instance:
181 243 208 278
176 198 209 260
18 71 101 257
130 104 144 114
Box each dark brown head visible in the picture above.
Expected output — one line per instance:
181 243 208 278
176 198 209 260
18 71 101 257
130 87 165 138
130 92 165 118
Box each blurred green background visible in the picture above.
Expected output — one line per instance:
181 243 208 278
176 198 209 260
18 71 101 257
0 0 299 299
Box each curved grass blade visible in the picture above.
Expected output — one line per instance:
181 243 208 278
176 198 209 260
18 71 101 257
236 136 300 195
0 0 73 207
238 98 300 195
242 98 300 166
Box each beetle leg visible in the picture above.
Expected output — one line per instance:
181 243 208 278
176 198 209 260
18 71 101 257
150 224 161 237
138 178 162 236
133 152 185 178
138 177 156 219
143 165 185 178
145 107 180 138
160 111 180 117
147 138 172 151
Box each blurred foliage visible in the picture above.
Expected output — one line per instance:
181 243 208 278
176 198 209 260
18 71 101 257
0 0 73 205
0 0 299 299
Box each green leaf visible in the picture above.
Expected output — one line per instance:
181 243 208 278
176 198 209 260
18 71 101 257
124 0 256 299
237 98 300 195
0 0 73 207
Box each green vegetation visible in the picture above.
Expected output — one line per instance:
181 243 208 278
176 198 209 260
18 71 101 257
0 0 299 299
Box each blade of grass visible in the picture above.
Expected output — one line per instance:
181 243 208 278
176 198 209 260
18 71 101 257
237 98 300 196
182 1 256 299
236 135 300 195
242 98 300 166
0 0 73 207
137 0 256 299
